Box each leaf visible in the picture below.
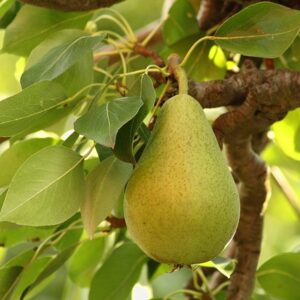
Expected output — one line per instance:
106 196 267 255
2 5 92 56
89 242 147 300
163 0 200 46
0 223 54 247
24 29 94 96
75 96 143 148
0 0 14 18
10 256 52 300
114 74 156 162
257 252 300 300
21 33 105 87
0 2 21 29
68 237 106 287
215 2 300 58
0 81 67 137
0 145 85 226
0 138 57 187
0 266 23 299
22 244 78 299
0 188 7 210
200 257 236 278
81 156 132 237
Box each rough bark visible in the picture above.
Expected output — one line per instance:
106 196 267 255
20 0 123 11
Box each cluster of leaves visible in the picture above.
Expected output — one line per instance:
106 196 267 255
0 0 299 299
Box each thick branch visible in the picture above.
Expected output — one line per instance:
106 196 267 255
188 64 300 299
20 0 123 11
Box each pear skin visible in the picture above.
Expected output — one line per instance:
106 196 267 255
124 94 240 265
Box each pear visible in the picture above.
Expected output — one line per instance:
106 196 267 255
124 94 240 265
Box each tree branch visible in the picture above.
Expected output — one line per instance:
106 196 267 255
188 63 300 299
20 0 123 11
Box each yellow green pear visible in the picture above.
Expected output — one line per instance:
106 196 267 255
124 93 240 265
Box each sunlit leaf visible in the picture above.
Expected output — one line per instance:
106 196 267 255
257 252 300 300
0 81 67 137
75 96 143 148
2 5 92 56
0 146 85 226
81 156 132 237
89 242 147 300
215 2 300 58
0 138 57 187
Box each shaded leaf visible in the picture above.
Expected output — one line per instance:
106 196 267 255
0 145 85 226
24 29 95 96
257 252 300 300
68 237 106 287
0 0 14 18
10 256 51 300
0 81 67 137
2 5 92 56
81 156 132 237
21 33 105 87
163 0 199 46
22 244 78 299
0 138 57 187
89 242 147 300
215 2 300 58
0 266 23 299
114 74 156 162
0 223 54 247
75 96 143 148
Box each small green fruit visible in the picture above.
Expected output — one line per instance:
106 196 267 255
124 94 240 265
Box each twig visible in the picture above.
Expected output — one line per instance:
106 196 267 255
271 166 300 220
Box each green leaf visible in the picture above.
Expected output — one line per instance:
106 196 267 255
81 156 132 237
22 244 78 299
21 33 105 87
0 138 57 187
2 5 92 56
215 2 300 58
114 74 156 163
163 0 199 46
0 188 7 210
272 108 300 161
10 256 52 300
0 223 54 247
0 0 14 19
200 257 236 278
0 145 85 226
75 96 143 148
89 242 147 300
68 237 106 287
2 249 35 268
0 81 67 137
257 252 300 300
24 29 94 96
0 266 23 299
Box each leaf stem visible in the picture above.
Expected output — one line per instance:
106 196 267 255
180 36 214 67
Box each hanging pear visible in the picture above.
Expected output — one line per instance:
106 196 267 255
124 68 240 265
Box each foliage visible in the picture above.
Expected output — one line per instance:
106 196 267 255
0 0 299 299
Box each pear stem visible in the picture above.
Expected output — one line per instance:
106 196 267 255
167 54 189 95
